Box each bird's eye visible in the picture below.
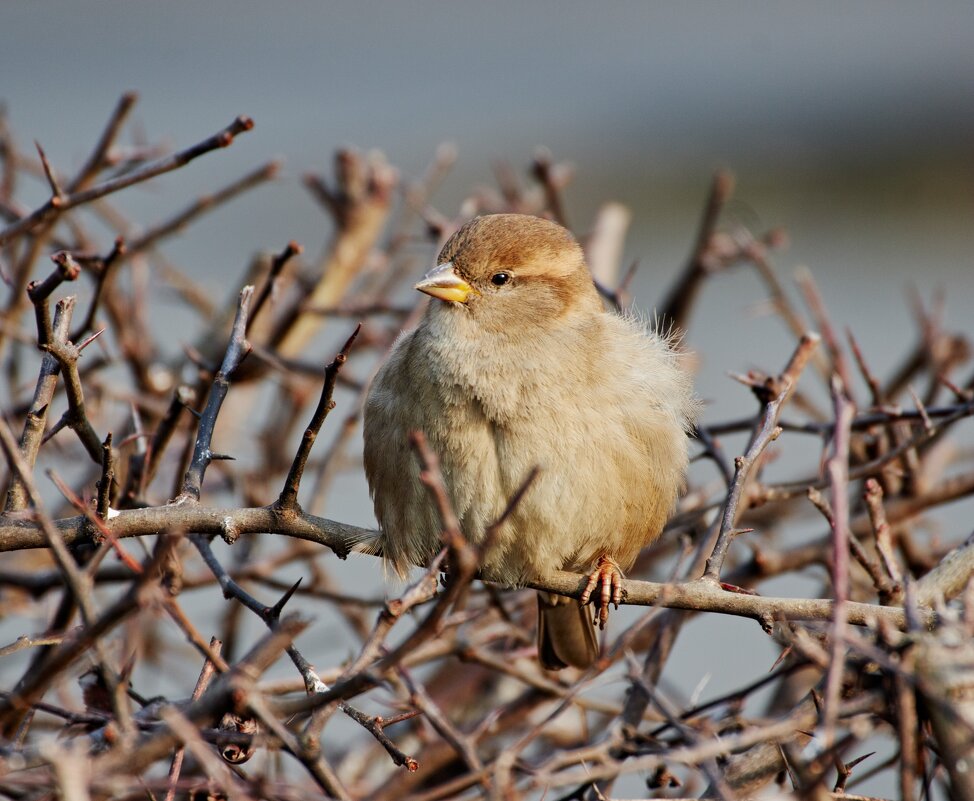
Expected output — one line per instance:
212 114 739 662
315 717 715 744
490 272 511 286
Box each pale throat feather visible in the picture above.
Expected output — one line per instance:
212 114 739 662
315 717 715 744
420 299 599 424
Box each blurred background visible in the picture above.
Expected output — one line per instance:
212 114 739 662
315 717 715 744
3 1 973 376
3 2 974 796
4 2 973 400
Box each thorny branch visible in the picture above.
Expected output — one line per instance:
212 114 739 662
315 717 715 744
0 99 972 801
0 114 254 247
277 323 361 511
177 286 254 503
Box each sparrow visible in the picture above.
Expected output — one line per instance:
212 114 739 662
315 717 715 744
363 214 696 669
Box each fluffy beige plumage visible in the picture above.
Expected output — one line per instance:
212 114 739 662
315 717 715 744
363 214 696 669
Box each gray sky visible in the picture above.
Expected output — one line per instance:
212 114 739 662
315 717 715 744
4 2 973 179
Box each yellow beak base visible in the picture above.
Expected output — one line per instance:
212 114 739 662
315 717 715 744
415 263 477 304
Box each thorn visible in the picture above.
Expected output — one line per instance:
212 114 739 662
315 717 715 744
769 644 793 672
41 414 69 445
845 751 876 770
35 139 64 198
720 582 760 596
727 370 760 388
939 373 973 402
907 384 934 433
618 258 640 294
183 343 214 373
270 577 303 618
116 431 150 449
338 322 363 359
76 327 107 352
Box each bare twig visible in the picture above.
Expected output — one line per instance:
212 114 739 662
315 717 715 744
276 323 360 510
822 378 855 748
0 115 254 246
247 239 303 335
4 297 75 511
704 332 821 580
164 638 223 801
177 286 253 502
659 170 734 329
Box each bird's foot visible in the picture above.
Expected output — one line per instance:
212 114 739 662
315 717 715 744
579 555 624 629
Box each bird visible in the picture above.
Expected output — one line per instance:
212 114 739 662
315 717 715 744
363 213 696 670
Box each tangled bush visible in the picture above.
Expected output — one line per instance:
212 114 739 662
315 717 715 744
0 95 972 801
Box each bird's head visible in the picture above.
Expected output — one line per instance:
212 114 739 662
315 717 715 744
416 214 600 332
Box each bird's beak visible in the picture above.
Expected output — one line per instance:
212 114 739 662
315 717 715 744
415 262 478 304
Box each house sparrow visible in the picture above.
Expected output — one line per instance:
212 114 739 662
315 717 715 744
363 214 696 669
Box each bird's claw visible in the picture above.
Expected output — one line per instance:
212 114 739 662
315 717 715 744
579 556 624 629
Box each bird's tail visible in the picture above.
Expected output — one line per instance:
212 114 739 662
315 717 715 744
341 526 383 557
537 592 600 670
